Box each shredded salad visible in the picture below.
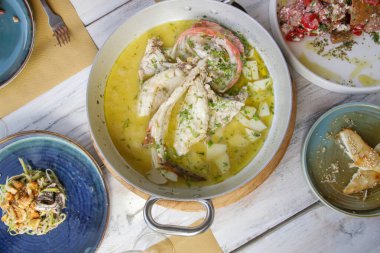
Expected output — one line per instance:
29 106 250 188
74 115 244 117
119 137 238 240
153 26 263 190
0 158 66 235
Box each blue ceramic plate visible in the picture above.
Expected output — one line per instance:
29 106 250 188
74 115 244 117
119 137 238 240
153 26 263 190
302 103 380 217
0 131 109 253
0 0 35 87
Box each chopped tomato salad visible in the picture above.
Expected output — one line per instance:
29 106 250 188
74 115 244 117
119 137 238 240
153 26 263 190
279 0 380 43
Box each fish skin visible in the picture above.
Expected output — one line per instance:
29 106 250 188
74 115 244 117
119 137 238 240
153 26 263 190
162 161 207 181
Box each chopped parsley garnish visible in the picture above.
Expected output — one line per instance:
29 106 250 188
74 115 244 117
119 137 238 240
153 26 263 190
187 39 195 48
318 23 328 32
210 49 227 61
270 103 274 115
311 37 329 55
122 118 130 128
322 40 357 61
253 132 261 137
179 108 193 123
371 32 380 45
150 58 158 69
236 31 250 56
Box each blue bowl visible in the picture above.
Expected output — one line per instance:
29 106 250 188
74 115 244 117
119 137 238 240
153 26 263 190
0 131 109 253
0 0 35 87
302 103 380 217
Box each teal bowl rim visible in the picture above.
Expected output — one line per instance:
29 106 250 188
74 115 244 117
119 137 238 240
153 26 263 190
301 102 380 217
0 130 110 251
0 0 36 88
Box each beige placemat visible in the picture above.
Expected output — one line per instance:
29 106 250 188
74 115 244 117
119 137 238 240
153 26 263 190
0 0 97 118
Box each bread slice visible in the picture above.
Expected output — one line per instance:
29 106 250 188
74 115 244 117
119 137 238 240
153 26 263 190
343 169 380 194
351 0 380 32
338 129 380 173
338 129 380 194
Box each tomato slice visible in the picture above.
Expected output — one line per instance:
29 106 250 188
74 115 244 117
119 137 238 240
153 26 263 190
304 0 313 5
364 0 380 6
301 13 319 30
352 29 362 36
352 24 364 36
285 29 305 42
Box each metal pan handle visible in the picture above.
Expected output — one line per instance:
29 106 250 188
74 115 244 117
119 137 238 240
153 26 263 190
143 196 215 236
220 0 235 4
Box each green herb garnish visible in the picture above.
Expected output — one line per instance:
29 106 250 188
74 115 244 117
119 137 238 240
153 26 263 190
370 32 380 45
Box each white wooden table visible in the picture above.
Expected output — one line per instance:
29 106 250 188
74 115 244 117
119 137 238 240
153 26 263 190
1 0 380 252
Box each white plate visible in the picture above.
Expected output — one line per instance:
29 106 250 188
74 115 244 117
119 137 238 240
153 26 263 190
269 0 380 94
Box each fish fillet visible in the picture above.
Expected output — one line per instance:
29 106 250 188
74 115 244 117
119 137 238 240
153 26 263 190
174 79 209 156
146 60 207 161
205 84 246 132
138 68 185 116
138 37 168 82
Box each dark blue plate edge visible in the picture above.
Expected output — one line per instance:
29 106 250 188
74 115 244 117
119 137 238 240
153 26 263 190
0 130 110 252
0 0 36 88
301 102 380 217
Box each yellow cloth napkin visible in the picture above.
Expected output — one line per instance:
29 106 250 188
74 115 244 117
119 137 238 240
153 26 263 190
169 230 222 253
147 228 223 253
0 0 97 118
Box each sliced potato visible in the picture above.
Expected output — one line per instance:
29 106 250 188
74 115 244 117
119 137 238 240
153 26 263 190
236 113 267 132
207 143 227 161
146 168 168 185
243 61 259 81
212 127 224 140
248 78 272 91
250 117 267 131
245 128 262 143
161 169 178 182
259 102 270 117
228 134 249 147
247 48 255 59
240 106 257 119
215 153 230 174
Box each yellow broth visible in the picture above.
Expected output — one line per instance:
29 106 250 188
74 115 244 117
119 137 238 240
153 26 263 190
104 20 274 187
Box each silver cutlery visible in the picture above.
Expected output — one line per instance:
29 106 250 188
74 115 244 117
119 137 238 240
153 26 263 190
40 0 70 46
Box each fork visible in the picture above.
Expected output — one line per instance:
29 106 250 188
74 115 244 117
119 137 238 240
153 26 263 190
40 0 70 46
